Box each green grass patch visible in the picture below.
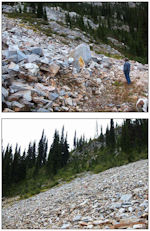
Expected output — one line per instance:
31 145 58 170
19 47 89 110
5 12 53 38
4 148 147 200
113 81 123 87
95 50 123 60
60 33 67 38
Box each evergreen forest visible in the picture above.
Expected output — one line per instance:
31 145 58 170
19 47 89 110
2 119 148 198
4 2 148 63
57 2 148 63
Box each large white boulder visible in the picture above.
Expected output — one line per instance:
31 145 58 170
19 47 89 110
70 43 91 70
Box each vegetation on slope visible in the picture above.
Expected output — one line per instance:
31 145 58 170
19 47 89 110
2 119 148 199
3 2 148 64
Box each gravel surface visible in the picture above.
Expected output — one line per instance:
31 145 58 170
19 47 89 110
2 159 148 229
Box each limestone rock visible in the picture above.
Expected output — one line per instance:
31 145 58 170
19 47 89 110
2 13 148 112
10 81 33 93
23 63 39 76
30 47 43 56
5 50 27 63
120 194 132 203
49 92 59 101
136 98 148 112
8 62 19 72
27 54 40 63
49 62 60 76
12 101 25 110
65 98 73 106
2 87 9 98
71 43 91 69
2 160 148 229
3 108 13 112
61 224 70 229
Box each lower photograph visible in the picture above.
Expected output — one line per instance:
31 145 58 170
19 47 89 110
2 118 148 229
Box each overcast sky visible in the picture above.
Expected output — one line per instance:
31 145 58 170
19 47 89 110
2 119 124 153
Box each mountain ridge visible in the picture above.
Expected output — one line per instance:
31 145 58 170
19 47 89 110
2 5 148 112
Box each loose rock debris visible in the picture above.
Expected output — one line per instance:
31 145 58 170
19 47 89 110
2 160 148 229
2 14 148 112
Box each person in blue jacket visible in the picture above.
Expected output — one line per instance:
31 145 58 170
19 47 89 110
123 58 131 84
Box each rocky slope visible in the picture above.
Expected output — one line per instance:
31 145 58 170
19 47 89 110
2 159 148 229
2 7 148 112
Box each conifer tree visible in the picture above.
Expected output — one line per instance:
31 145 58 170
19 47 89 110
99 126 104 148
12 144 21 183
36 130 47 169
26 142 33 168
63 134 69 166
29 2 36 14
2 145 13 195
19 150 26 180
73 131 77 148
105 125 110 147
43 7 48 21
23 3 27 13
121 119 134 161
47 130 61 175
37 3 44 18
109 119 115 151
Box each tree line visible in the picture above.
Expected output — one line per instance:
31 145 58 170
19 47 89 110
4 2 148 63
105 119 147 155
70 119 148 173
2 119 148 197
56 2 148 63
2 127 69 196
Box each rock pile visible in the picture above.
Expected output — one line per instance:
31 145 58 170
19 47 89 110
2 159 148 229
2 13 148 112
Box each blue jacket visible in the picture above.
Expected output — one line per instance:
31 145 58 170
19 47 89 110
123 62 130 73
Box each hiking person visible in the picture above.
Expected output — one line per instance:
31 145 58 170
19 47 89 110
123 58 131 84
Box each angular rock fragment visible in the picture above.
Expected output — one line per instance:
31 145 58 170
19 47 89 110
49 92 59 101
5 50 27 63
10 81 33 93
40 62 60 77
27 54 40 63
12 101 25 110
23 63 39 76
65 98 73 106
120 194 132 203
49 62 60 76
30 47 43 56
2 87 9 98
8 62 19 72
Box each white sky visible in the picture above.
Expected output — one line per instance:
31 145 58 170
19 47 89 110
2 119 124 153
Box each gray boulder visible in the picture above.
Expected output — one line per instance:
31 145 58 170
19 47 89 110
10 81 33 93
49 92 59 101
9 90 32 102
30 47 43 56
11 101 25 109
27 54 40 63
71 43 91 70
8 62 19 72
2 87 9 98
5 50 27 63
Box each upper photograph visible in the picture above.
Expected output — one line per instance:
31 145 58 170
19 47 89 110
2 2 148 112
